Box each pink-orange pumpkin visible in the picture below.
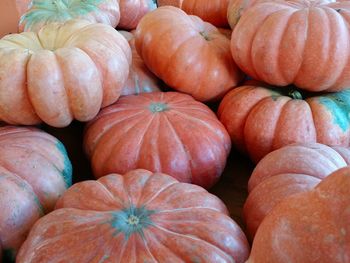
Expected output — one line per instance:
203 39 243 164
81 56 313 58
243 143 350 239
84 92 231 189
135 6 243 102
218 83 350 162
231 0 350 92
17 169 250 263
227 0 263 28
120 30 161 96
0 19 131 127
247 166 350 262
0 126 72 261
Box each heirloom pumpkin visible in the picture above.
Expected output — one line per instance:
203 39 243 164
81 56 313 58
218 83 350 162
118 0 157 30
0 126 72 261
243 143 350 238
135 6 243 102
0 19 131 127
247 166 350 263
17 169 250 263
227 0 263 28
19 0 120 32
120 31 161 96
231 0 350 92
84 92 231 189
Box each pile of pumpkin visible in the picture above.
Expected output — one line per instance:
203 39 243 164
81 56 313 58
0 0 349 262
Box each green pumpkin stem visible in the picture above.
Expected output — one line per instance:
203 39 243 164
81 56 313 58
288 90 303 100
53 0 68 11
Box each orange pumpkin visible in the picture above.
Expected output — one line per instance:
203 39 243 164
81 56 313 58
19 0 120 32
231 0 350 92
135 6 243 102
17 169 250 263
84 92 231 189
0 19 131 127
247 166 350 263
118 0 157 29
0 126 72 261
227 0 262 28
0 0 31 37
157 0 230 27
120 30 161 96
243 143 350 239
218 83 350 162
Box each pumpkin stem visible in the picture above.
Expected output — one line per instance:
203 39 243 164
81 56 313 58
199 31 211 41
288 90 303 100
53 0 68 11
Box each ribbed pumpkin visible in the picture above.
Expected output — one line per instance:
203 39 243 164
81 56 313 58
84 92 231 189
0 126 72 261
19 0 120 32
120 31 161 96
0 19 131 127
157 0 230 27
227 0 262 28
135 6 243 102
243 143 350 239
218 83 350 162
231 0 350 92
17 169 250 263
247 166 350 263
118 0 157 29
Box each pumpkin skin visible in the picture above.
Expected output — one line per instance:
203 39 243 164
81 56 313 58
0 126 72 260
19 0 120 32
247 166 350 263
243 143 350 239
227 0 262 29
218 83 350 163
0 19 131 127
84 92 231 189
231 0 350 92
120 31 161 96
17 169 250 263
118 0 157 30
135 6 243 102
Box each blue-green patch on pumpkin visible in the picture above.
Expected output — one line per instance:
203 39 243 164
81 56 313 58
56 141 73 188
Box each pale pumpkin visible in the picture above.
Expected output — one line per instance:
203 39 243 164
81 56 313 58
247 166 350 263
218 83 350 162
19 0 120 32
0 126 72 261
231 0 350 92
135 6 243 102
120 30 161 96
0 19 131 127
84 92 231 189
17 169 250 263
243 143 350 238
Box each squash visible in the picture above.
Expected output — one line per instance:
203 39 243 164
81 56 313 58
118 0 157 29
243 143 350 239
17 169 250 263
0 0 31 37
19 0 120 32
0 19 131 127
247 166 350 263
218 83 350 162
227 0 261 29
0 126 72 261
84 91 231 189
135 6 243 102
120 30 161 96
231 0 350 92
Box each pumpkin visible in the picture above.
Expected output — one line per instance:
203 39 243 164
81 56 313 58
118 0 157 30
0 0 31 37
135 6 243 102
247 166 350 263
0 126 72 261
157 0 230 27
227 0 262 29
19 0 120 32
0 19 131 127
84 91 231 189
217 83 350 163
17 169 250 263
120 30 161 96
243 143 350 239
231 0 350 92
